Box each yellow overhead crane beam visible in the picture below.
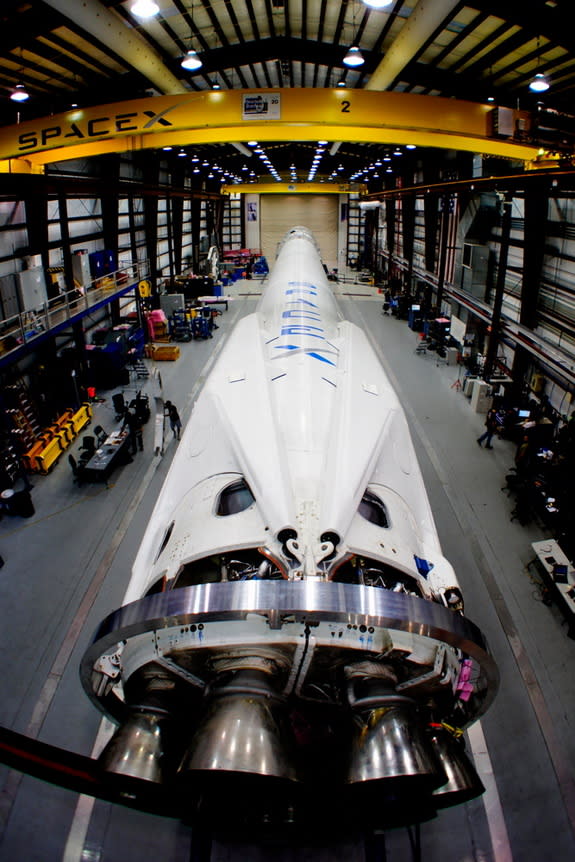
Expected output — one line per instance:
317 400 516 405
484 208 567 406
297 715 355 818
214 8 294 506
225 182 357 194
0 89 541 174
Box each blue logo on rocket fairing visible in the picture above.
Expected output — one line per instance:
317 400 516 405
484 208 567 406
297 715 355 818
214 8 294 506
272 281 338 366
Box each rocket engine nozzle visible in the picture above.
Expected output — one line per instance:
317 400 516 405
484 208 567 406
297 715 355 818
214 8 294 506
178 668 297 784
428 726 485 807
345 693 444 793
98 710 166 784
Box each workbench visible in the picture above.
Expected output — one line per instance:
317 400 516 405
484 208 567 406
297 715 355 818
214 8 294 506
530 539 575 638
82 429 131 482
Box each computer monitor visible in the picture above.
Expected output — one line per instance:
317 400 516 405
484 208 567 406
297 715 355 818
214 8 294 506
553 564 568 583
518 410 530 418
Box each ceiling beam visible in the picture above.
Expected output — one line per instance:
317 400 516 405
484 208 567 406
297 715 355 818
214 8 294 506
366 0 461 91
41 0 186 95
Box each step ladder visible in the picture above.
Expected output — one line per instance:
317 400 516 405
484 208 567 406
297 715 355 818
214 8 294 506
130 358 150 380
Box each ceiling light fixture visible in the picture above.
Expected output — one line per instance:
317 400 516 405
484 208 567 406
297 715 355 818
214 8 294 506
343 2 365 67
529 72 550 93
343 45 364 67
529 36 550 93
181 3 202 71
131 0 160 18
363 0 393 8
10 83 29 102
181 49 202 70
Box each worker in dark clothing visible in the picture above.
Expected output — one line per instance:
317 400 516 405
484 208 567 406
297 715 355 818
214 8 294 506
123 408 143 454
477 407 499 449
164 400 182 440
514 434 532 475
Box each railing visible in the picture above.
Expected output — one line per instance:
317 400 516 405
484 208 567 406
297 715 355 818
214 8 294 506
0 260 150 361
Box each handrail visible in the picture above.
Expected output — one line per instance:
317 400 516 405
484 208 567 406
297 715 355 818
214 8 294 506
378 249 575 389
0 260 150 362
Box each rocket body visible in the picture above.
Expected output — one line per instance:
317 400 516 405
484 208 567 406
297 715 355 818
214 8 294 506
82 227 498 830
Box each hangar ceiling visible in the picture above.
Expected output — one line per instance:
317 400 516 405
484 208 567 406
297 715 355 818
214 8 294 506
1 0 574 185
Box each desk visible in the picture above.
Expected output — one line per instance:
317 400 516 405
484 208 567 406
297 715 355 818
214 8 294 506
531 539 575 638
197 295 232 311
524 475 565 531
83 429 131 482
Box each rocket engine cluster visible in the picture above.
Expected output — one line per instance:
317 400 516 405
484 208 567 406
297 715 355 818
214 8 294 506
81 226 498 832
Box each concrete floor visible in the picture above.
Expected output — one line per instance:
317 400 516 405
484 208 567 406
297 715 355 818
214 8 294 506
1 281 574 861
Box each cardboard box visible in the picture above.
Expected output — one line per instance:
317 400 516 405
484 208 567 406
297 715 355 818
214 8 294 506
147 343 180 361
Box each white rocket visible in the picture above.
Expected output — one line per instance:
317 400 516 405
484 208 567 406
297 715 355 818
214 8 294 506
82 227 498 832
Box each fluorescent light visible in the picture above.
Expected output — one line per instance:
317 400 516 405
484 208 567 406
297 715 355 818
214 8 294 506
363 1 393 8
181 49 202 71
343 46 365 67
10 83 29 102
529 73 550 92
131 0 159 18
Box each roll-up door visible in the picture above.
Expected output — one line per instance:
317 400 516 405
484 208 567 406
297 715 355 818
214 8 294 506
260 195 338 270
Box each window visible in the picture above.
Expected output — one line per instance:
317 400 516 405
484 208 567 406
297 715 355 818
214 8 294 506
154 521 174 562
216 479 255 516
358 490 389 528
